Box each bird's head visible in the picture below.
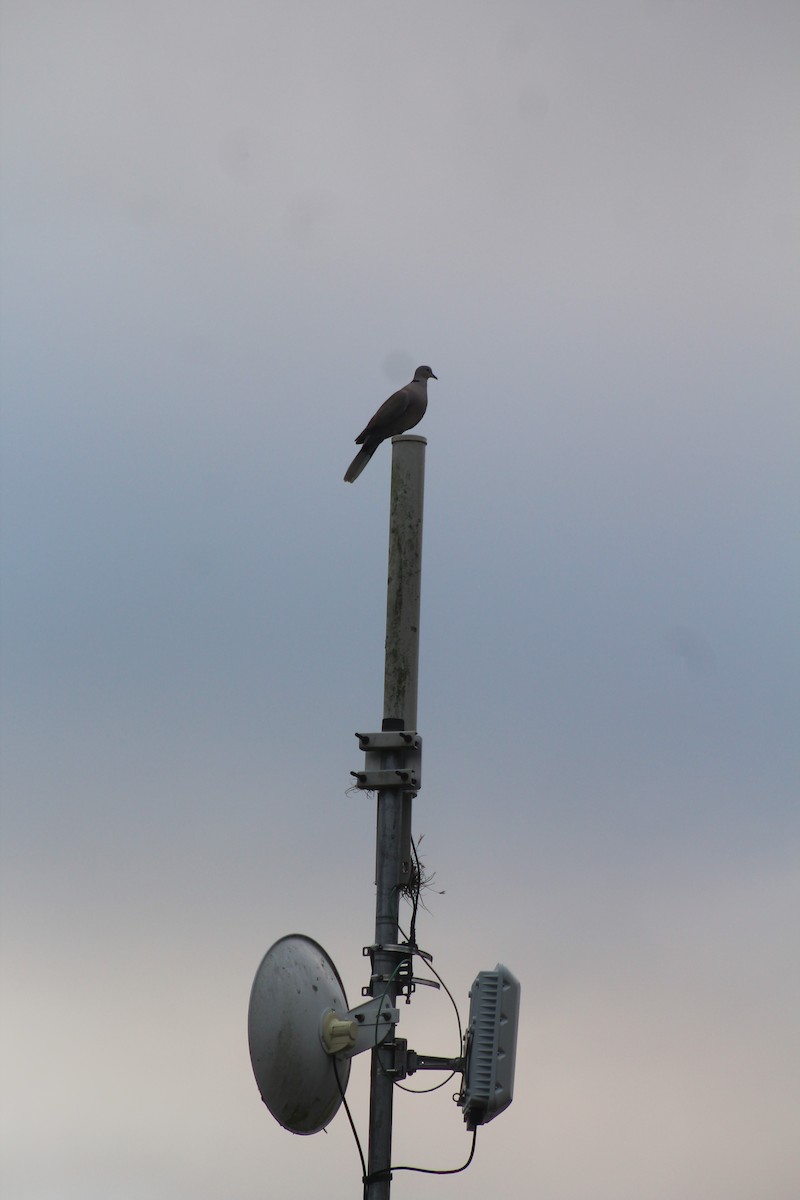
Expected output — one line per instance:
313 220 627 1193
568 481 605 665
414 365 437 381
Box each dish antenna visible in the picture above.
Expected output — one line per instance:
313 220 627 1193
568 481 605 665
248 934 397 1135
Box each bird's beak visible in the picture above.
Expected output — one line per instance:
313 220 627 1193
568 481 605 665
431 372 438 379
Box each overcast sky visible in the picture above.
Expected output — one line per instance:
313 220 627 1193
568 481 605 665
1 3 798 1198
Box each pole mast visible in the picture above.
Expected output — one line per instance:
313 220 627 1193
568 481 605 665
365 434 426 1199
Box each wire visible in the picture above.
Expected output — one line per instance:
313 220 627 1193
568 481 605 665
390 840 465 1095
408 835 422 946
332 1054 366 1188
391 917 464 1094
336 1035 478 1193
403 837 465 1050
417 941 464 1048
394 1070 455 1095
354 836 475 1185
387 1126 478 1180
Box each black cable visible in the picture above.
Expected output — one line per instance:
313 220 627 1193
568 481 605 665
394 1069 455 1095
405 839 461 1042
332 1054 366 1190
395 1072 454 1095
408 835 422 947
354 836 476 1186
392 919 464 1094
417 942 464 1048
374 1126 478 1181
338 1031 478 1192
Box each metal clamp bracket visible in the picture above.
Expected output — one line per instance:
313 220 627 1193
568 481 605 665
320 992 399 1059
361 942 439 1001
351 731 422 792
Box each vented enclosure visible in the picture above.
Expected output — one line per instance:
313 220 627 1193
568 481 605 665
459 963 520 1129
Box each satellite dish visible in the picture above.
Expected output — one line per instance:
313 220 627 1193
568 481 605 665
248 934 352 1135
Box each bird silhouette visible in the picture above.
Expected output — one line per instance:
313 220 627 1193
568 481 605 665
344 366 437 483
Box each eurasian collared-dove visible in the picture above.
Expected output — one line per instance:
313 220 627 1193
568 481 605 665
344 366 437 483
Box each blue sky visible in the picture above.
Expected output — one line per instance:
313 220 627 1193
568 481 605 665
1 3 798 1198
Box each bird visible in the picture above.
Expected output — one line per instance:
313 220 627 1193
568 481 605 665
344 365 437 483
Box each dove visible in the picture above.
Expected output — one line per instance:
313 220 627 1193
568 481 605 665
344 366 436 483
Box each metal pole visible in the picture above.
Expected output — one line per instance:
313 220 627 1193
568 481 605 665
366 434 426 1200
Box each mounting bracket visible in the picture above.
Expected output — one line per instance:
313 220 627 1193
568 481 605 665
350 730 422 792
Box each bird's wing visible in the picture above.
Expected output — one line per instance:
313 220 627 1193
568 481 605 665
355 385 411 443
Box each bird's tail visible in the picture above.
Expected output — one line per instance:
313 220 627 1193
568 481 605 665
344 441 378 483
